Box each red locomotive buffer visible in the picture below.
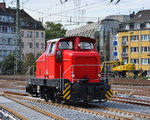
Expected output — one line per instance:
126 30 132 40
26 36 113 103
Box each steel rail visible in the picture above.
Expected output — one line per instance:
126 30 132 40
112 86 150 92
4 95 64 120
3 91 29 96
0 104 28 120
113 90 150 97
113 96 150 104
88 104 150 119
4 94 133 120
109 98 150 107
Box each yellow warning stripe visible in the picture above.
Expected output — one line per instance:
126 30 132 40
66 95 71 100
63 85 71 94
105 89 113 99
63 90 70 98
107 91 113 97
105 94 110 99
110 89 113 93
65 83 69 86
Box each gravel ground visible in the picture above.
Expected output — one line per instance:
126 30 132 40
0 96 53 120
17 98 115 120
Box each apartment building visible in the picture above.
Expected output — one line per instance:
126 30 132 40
66 15 130 62
116 10 150 75
0 2 45 62
66 19 120 62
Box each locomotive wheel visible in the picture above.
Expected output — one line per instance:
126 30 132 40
44 94 49 102
51 92 61 103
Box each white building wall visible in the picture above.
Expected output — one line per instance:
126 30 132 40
21 29 45 57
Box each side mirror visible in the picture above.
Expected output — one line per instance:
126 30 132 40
56 50 62 63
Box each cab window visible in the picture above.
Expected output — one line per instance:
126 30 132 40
46 42 56 54
80 41 94 49
58 41 73 49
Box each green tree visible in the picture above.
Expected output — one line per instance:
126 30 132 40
22 53 36 74
44 22 67 41
1 54 15 75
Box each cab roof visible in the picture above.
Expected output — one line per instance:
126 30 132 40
47 36 96 43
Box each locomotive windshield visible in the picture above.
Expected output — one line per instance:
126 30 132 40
80 41 94 50
58 41 73 49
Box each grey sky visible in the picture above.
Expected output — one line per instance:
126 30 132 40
3 0 150 30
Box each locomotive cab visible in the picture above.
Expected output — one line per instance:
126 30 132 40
26 36 112 103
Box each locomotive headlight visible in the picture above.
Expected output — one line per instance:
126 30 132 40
98 72 101 77
71 72 75 78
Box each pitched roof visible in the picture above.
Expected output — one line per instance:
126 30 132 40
66 19 120 38
130 9 150 22
66 22 101 38
0 3 44 30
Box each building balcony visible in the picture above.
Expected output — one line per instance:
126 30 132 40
121 41 128 46
121 52 128 57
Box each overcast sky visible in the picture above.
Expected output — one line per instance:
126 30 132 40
3 0 150 30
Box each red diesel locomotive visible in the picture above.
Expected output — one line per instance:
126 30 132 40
26 36 113 103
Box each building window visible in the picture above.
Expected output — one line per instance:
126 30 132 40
41 32 44 38
141 58 150 65
122 47 127 53
122 36 128 42
125 24 130 30
141 34 150 41
130 35 139 41
36 32 39 37
41 43 44 49
28 42 33 49
141 47 150 53
21 31 24 37
131 47 139 53
27 31 33 37
22 42 24 48
146 23 150 28
10 26 15 33
134 23 140 29
131 59 139 64
122 59 128 64
36 43 39 49
1 26 8 32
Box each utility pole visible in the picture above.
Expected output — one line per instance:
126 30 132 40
14 0 22 75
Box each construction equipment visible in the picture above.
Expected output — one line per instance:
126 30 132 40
101 60 144 78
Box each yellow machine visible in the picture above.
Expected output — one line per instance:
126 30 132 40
101 61 144 78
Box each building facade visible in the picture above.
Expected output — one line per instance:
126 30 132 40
116 10 150 75
0 2 45 62
66 19 121 62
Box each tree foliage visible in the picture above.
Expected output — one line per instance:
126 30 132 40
44 22 67 41
0 53 41 75
1 54 15 75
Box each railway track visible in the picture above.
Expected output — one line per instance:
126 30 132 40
88 104 150 119
3 95 64 120
113 96 150 104
3 94 150 120
113 89 150 97
109 77 150 86
0 104 28 120
112 85 150 92
109 97 150 107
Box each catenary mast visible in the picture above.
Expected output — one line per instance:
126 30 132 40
14 0 22 75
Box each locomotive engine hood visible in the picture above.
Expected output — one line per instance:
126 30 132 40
62 50 101 83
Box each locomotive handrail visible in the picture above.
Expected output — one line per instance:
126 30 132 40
25 65 35 82
62 64 101 78
62 64 102 89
